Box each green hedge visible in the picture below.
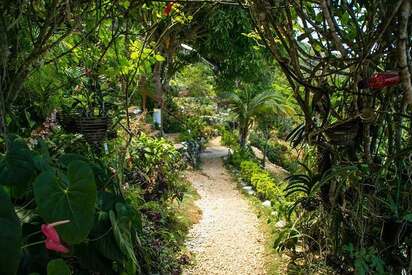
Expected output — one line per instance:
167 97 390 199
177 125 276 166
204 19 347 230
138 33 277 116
240 160 260 183
227 148 254 168
240 160 285 205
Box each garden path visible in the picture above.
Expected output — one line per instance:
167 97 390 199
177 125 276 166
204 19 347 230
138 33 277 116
183 138 266 275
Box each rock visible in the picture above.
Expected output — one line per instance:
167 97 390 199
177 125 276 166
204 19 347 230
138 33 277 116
250 146 289 178
262 200 271 208
275 220 287 228
247 190 256 195
242 186 253 191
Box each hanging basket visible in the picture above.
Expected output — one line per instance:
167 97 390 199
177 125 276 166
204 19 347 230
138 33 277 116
324 119 359 146
77 117 109 145
56 112 80 133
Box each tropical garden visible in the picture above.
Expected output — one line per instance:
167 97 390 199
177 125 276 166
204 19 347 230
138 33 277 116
1 0 412 274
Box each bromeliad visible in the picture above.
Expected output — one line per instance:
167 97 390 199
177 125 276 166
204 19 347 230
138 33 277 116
358 72 400 90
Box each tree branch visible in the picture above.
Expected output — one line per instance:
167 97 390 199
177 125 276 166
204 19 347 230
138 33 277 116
399 0 412 105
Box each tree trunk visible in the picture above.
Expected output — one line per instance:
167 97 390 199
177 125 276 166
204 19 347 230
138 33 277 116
239 119 249 149
139 75 148 112
153 61 163 133
153 62 163 108
142 94 147 112
399 0 412 105
262 129 269 167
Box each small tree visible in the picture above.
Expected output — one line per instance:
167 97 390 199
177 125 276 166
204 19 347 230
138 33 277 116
256 98 294 167
256 115 274 167
226 85 292 148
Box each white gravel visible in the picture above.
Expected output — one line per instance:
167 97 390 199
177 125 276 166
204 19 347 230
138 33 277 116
183 139 266 275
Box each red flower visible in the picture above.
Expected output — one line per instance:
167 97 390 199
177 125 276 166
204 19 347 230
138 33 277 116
358 72 400 90
163 1 175 16
41 220 70 253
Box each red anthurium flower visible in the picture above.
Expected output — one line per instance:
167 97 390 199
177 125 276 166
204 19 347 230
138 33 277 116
41 220 70 253
44 238 70 253
163 1 175 16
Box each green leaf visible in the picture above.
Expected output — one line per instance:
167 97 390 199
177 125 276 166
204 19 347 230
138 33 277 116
0 137 36 196
312 41 322 52
109 203 138 266
47 259 71 275
33 160 96 244
120 0 130 9
154 54 165 62
74 243 115 274
403 213 412 222
93 208 124 261
59 154 88 167
0 186 22 275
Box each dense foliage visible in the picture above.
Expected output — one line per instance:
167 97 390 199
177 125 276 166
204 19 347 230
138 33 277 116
245 0 412 273
0 2 199 274
2 0 412 274
0 132 191 274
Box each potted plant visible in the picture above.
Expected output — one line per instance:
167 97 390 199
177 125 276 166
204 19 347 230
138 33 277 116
56 109 80 133
78 116 109 145
57 68 111 146
324 118 360 146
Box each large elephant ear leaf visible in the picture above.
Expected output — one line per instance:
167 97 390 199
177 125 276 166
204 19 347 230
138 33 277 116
0 136 36 196
33 160 97 244
58 153 88 168
0 186 22 275
47 259 71 275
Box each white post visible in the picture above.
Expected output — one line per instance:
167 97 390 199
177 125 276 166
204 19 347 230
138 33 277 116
153 108 162 127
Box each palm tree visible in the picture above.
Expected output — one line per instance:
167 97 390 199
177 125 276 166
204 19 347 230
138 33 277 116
225 87 293 148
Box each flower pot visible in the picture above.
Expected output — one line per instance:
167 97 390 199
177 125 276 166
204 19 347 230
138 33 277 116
77 117 109 145
324 119 359 146
56 112 80 133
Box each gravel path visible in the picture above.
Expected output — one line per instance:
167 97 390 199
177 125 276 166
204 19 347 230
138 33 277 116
183 139 266 275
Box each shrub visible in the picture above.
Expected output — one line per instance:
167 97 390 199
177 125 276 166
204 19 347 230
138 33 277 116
227 148 253 168
280 155 300 174
221 128 239 148
239 158 284 203
0 136 150 274
251 170 273 198
178 117 208 142
239 158 289 208
128 133 187 201
251 170 276 201
236 152 292 222
250 170 291 221
240 160 260 183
